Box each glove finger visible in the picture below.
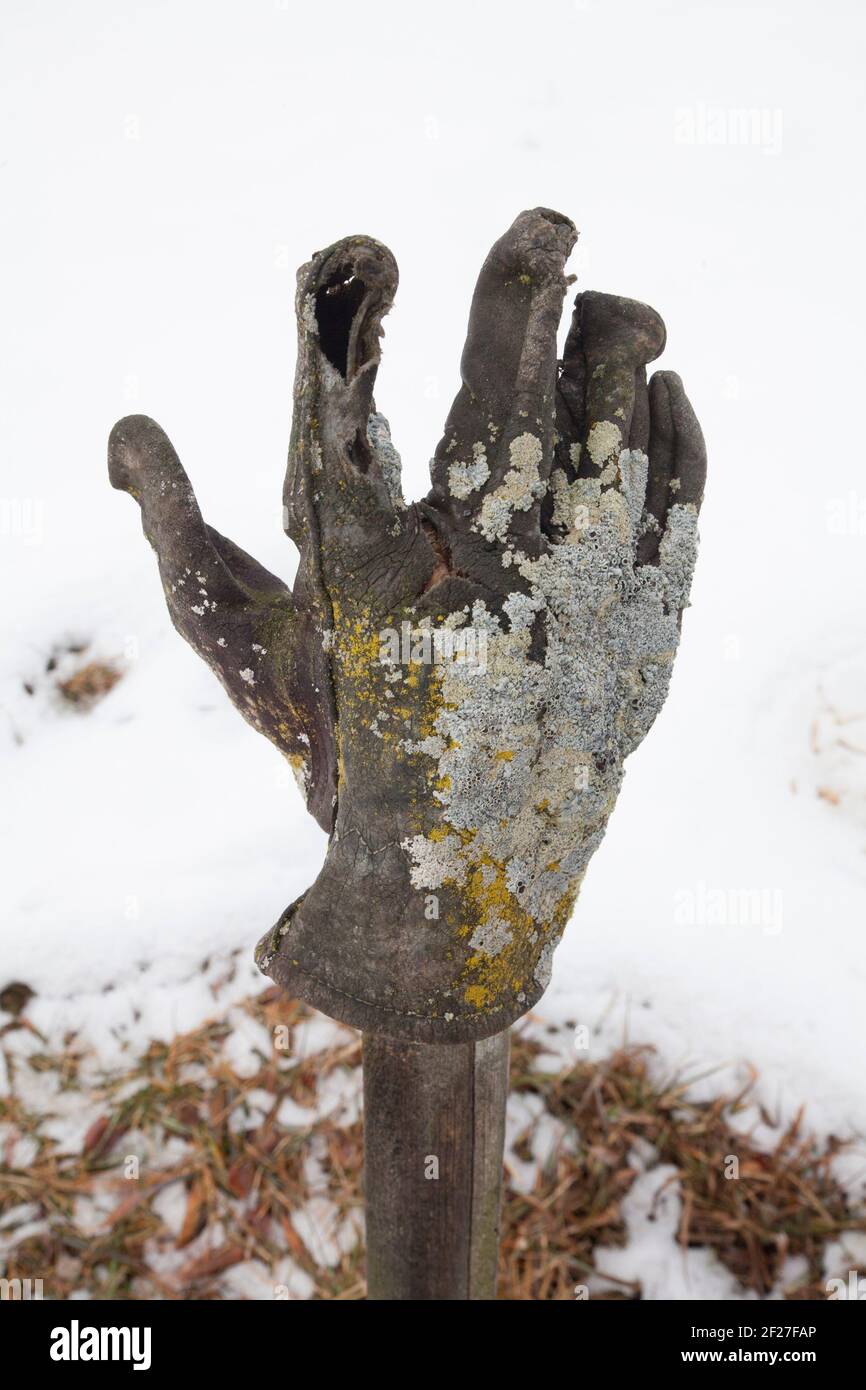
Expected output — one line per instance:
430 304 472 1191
572 292 665 495
428 207 577 551
652 371 706 613
639 370 706 568
285 234 411 589
108 414 314 767
637 372 675 564
109 415 253 616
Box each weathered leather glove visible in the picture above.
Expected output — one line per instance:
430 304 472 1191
109 208 706 1043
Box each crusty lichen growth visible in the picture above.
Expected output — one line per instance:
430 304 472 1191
403 445 698 1013
477 432 545 542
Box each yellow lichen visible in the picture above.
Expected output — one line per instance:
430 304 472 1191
463 983 492 1008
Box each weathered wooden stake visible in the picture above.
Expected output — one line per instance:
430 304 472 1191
363 1029 510 1301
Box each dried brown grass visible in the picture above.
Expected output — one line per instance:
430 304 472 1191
1 992 862 1300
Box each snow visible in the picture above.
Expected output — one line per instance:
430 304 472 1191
505 1089 575 1196
222 1257 314 1302
2 0 866 1300
589 1162 752 1302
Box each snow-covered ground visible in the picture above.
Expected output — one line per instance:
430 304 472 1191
2 0 866 1298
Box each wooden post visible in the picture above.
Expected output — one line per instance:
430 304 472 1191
363 1029 510 1301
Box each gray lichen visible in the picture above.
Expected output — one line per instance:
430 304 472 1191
477 432 545 541
448 442 490 500
367 412 405 508
403 456 699 973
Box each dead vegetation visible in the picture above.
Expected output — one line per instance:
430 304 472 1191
57 660 122 707
503 1038 862 1299
1 991 863 1300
